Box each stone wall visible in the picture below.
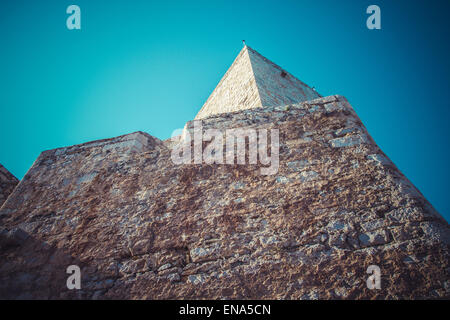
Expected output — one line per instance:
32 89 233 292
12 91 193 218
0 164 19 208
0 95 448 299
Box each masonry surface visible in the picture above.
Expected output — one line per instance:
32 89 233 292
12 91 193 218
0 47 448 300
0 164 18 208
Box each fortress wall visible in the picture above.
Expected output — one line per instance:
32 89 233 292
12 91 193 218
0 96 448 299
0 131 165 224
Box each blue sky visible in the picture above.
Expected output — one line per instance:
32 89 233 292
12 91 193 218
0 0 449 221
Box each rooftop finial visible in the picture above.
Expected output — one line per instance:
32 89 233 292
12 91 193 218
242 40 246 47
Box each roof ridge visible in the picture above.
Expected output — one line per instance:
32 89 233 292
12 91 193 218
195 46 250 117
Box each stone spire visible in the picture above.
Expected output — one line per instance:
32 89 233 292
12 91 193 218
195 45 320 119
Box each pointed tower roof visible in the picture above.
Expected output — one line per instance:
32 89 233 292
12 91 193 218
195 45 320 119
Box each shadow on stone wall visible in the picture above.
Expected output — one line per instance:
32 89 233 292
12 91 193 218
0 227 127 300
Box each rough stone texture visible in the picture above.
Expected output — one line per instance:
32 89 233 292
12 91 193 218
0 164 19 207
195 46 320 120
249 46 320 107
0 95 448 300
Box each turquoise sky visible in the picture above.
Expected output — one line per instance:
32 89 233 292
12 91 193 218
1 0 449 221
